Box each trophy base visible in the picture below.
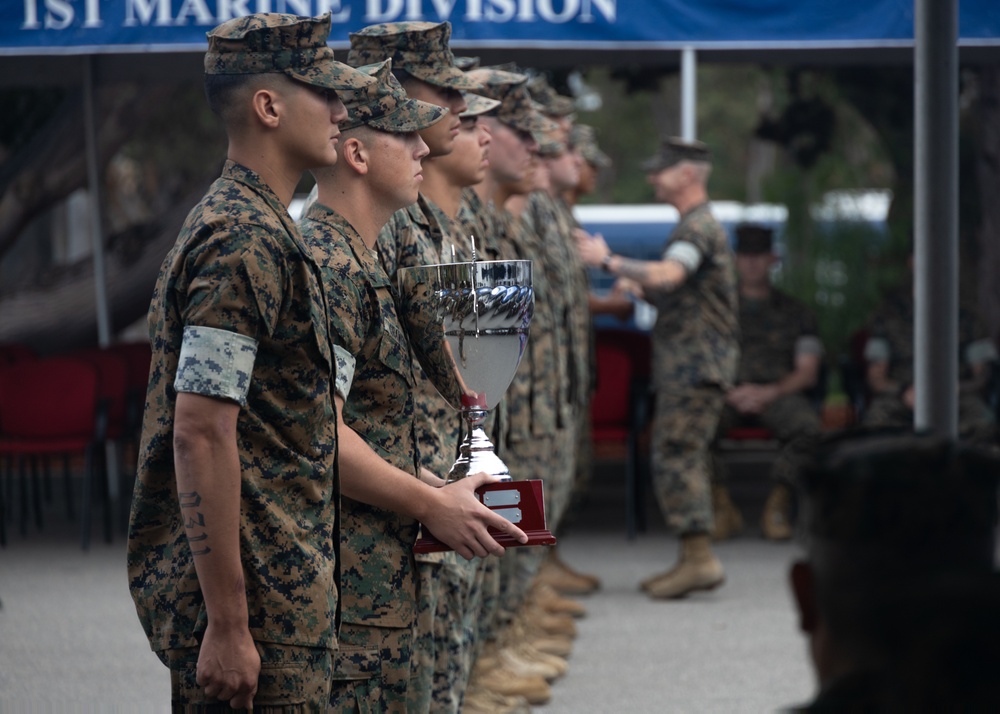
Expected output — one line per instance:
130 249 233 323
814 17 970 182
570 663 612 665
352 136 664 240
413 480 557 554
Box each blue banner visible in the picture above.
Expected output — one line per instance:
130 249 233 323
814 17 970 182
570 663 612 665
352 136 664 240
1 0 998 55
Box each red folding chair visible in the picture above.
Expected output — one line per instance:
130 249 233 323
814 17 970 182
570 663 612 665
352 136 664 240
0 357 102 548
591 328 653 540
0 343 36 366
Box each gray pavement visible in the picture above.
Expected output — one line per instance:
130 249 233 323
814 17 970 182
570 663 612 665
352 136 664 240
0 462 816 712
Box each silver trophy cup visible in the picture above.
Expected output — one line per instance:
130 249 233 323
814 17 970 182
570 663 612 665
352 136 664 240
398 259 555 552
397 259 533 482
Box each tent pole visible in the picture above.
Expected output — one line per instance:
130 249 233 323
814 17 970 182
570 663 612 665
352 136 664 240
84 55 112 350
681 47 697 140
914 0 958 437
83 55 122 522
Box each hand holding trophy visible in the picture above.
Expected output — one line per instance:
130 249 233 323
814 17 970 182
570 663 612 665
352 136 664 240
398 256 557 553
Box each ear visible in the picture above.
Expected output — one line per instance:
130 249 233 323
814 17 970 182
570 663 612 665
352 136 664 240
250 87 282 130
341 136 370 176
789 560 820 634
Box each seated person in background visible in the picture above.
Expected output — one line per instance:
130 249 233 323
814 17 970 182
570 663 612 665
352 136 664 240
863 246 998 445
712 224 824 541
787 430 1000 712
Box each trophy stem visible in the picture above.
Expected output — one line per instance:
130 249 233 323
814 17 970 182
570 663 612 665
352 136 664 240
446 408 511 483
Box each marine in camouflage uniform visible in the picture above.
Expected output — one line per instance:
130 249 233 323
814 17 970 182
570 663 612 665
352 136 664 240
348 22 497 714
863 274 998 445
126 13 374 711
575 137 739 600
712 224 824 540
300 60 447 712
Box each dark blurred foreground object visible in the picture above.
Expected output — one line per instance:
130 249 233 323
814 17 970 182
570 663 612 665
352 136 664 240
788 429 1000 713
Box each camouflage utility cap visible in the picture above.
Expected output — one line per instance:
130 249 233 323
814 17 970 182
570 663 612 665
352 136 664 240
348 21 480 91
528 74 575 118
641 136 711 173
465 68 555 141
205 13 373 92
454 56 481 71
734 224 773 254
460 92 501 117
341 60 446 132
537 124 567 158
570 123 611 168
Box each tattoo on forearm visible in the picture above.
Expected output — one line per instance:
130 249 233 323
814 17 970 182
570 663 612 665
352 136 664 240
179 490 212 556
615 257 677 291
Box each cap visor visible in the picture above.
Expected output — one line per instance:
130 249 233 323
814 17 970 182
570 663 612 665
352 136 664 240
288 59 375 91
461 93 501 117
411 64 484 91
369 98 447 133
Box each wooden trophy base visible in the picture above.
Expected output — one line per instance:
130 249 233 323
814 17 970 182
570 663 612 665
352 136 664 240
413 479 557 554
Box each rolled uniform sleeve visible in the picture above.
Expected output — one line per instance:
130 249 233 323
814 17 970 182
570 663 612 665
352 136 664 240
333 343 357 402
663 240 702 275
173 223 285 404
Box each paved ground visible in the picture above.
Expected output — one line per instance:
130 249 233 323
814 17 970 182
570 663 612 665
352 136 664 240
0 458 816 711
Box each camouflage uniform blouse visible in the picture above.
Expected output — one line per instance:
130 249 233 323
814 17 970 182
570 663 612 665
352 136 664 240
377 196 469 480
866 281 987 385
737 289 821 384
649 202 739 391
301 203 420 628
521 190 572 428
127 160 339 653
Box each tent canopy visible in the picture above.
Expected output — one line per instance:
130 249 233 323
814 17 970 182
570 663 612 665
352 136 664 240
3 0 999 85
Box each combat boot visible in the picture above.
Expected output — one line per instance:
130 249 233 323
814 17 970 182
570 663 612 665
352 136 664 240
644 533 725 600
529 582 587 618
760 484 793 541
462 683 532 714
710 484 743 541
470 666 551 706
536 549 601 595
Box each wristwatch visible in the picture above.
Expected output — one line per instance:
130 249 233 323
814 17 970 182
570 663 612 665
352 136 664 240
601 254 614 273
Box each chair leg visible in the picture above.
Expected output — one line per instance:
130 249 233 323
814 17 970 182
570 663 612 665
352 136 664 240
625 435 637 541
42 455 54 503
80 445 95 550
0 456 7 548
30 456 44 531
63 453 75 521
19 456 29 537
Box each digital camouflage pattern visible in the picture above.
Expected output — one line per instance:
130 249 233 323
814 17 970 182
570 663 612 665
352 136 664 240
339 59 446 133
464 68 553 139
205 12 373 91
716 393 822 487
641 136 711 173
862 280 997 443
347 21 481 90
554 196 593 410
167 643 333 709
527 73 575 117
300 203 419 629
649 203 738 535
570 123 610 168
458 186 503 260
174 325 257 406
649 202 739 391
652 386 726 533
127 160 339 653
736 289 819 384
712 288 823 486
376 195 475 710
330 622 413 713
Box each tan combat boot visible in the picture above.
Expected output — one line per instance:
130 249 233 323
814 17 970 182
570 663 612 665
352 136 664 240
760 484 793 541
710 484 744 541
462 683 532 714
529 582 587 618
470 665 552 706
535 548 601 595
644 533 726 599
